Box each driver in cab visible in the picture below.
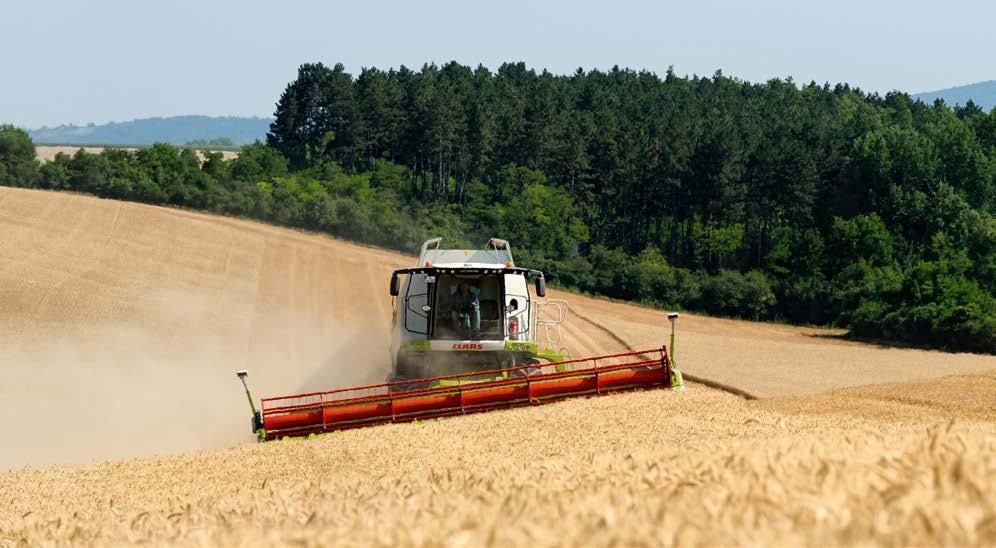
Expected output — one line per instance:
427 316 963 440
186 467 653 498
450 281 481 338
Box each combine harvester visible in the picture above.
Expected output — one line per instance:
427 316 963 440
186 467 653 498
237 238 684 441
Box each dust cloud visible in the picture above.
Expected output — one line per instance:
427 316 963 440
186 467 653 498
0 287 390 471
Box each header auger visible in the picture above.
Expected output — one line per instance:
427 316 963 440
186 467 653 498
237 238 684 442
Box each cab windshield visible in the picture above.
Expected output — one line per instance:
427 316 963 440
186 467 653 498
433 274 503 340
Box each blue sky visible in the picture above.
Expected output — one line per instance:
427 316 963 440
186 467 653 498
2 0 993 128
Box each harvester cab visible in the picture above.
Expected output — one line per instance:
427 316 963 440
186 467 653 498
388 238 569 386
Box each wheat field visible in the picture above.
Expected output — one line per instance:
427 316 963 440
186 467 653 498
0 187 994 546
34 145 238 163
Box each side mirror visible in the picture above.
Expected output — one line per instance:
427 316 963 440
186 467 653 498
535 276 546 297
390 274 400 296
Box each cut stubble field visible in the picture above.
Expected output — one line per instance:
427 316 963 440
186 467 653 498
0 187 994 546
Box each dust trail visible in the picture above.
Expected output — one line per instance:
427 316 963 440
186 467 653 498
0 288 389 471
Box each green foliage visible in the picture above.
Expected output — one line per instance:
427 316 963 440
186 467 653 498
587 246 633 298
831 260 904 326
497 180 586 261
827 214 894 271
777 274 832 325
700 270 776 320
39 153 71 189
623 248 702 308
230 141 288 182
0 125 39 187
838 234 996 352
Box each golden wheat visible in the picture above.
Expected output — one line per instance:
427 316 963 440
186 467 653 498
1 377 994 546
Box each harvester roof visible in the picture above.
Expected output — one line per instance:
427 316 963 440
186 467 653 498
417 237 515 269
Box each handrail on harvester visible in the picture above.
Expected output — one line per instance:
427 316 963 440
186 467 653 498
253 346 675 441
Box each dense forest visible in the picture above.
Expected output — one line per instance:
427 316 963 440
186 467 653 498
2 62 994 353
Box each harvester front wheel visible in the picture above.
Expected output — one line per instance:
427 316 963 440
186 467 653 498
387 375 431 393
508 357 542 377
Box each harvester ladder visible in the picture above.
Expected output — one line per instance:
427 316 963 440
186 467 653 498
533 299 568 347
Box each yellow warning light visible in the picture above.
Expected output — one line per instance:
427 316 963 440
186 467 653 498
504 261 512 268
425 260 433 267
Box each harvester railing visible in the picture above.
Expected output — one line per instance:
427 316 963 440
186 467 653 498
257 346 674 441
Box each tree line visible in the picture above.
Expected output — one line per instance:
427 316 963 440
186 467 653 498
1 61 994 353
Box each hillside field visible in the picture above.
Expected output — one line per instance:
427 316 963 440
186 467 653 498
0 187 993 546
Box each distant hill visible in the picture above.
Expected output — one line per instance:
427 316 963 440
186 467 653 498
27 115 273 147
914 80 996 111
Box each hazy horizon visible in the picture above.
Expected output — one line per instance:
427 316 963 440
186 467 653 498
27 114 273 130
2 0 994 128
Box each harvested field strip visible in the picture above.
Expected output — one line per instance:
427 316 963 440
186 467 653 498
564 295 996 397
570 304 759 400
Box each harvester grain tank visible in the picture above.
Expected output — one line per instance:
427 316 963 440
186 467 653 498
237 238 684 441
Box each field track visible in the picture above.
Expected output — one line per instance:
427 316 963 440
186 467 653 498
0 187 994 546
